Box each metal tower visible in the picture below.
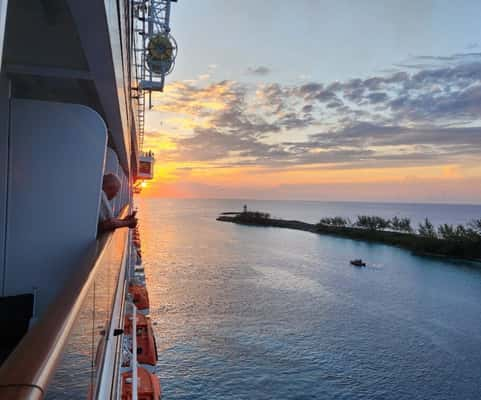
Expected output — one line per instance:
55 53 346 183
132 0 178 150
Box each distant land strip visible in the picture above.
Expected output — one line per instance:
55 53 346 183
217 212 481 263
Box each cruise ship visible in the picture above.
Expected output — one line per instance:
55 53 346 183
0 1 177 398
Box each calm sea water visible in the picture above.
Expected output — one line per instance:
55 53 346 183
137 198 481 400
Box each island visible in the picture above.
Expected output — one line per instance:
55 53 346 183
217 211 481 262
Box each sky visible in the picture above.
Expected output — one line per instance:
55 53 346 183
141 0 481 203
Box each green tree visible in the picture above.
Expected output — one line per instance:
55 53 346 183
319 216 350 226
438 224 455 240
391 216 401 231
418 218 437 238
355 215 390 230
468 219 481 234
399 217 413 233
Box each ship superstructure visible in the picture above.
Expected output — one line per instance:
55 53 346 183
0 1 177 398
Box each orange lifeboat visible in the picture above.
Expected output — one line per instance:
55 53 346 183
124 313 158 366
121 367 161 400
128 284 150 310
136 250 142 264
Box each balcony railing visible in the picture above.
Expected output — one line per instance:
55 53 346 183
0 208 131 399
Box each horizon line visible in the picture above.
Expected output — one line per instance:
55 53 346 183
135 195 481 207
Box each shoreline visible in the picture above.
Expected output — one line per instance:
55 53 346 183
217 214 481 264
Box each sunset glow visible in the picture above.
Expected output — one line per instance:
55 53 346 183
139 2 481 204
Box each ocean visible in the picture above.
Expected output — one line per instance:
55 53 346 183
137 198 481 400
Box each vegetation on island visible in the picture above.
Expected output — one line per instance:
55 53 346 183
315 215 481 260
319 215 412 232
319 216 351 227
318 215 481 242
217 210 481 262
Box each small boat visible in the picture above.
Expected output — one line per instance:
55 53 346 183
350 259 366 267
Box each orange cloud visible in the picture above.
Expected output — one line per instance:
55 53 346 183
138 76 481 202
151 80 237 115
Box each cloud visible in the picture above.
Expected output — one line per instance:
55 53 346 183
147 51 481 173
152 80 245 120
302 104 313 113
307 123 481 164
246 66 271 76
367 91 388 104
278 112 315 130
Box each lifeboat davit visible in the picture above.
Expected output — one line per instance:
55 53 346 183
124 313 158 366
128 284 150 311
121 367 161 400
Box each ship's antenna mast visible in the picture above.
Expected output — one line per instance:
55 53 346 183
132 0 177 150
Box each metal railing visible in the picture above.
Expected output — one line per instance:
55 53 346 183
0 208 130 399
